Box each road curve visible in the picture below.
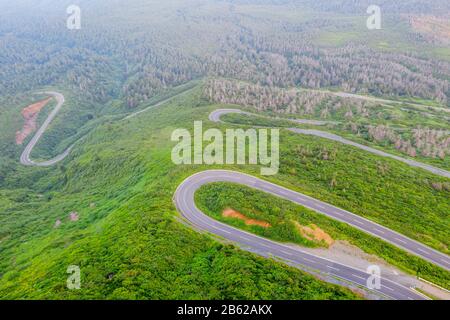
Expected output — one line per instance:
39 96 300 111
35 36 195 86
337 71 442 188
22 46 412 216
209 108 335 126
209 109 450 179
19 91 73 167
20 86 196 167
174 170 440 300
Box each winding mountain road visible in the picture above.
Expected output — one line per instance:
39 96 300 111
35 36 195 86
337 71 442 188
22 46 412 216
20 87 196 167
171 108 450 299
19 91 73 167
18 89 448 299
209 109 450 179
174 170 449 300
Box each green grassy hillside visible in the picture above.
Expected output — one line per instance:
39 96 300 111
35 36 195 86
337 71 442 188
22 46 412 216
0 86 359 299
1 84 449 298
196 182 450 289
1 0 450 301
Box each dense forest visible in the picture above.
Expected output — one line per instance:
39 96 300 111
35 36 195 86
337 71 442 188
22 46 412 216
1 0 450 109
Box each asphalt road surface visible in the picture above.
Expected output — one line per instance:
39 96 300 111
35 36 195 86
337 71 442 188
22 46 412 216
17 89 447 299
209 109 450 179
174 170 445 300
324 90 450 114
122 87 196 120
19 91 73 167
209 108 335 126
20 87 195 166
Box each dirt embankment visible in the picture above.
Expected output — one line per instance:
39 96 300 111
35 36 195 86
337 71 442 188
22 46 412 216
293 221 334 247
222 208 271 228
15 97 52 145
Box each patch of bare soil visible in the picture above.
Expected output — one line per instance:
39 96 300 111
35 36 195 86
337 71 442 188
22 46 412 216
293 221 334 247
222 208 271 228
15 97 52 145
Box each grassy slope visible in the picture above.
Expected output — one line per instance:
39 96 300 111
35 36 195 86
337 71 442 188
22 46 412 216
29 81 201 161
221 110 450 171
0 92 56 159
0 87 358 299
1 84 449 297
196 183 450 289
215 107 450 286
313 14 450 63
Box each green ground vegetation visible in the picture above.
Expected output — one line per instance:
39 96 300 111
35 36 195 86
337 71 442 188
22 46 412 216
0 86 359 299
196 182 450 289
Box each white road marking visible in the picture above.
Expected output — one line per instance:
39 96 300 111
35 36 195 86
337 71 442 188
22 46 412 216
383 285 395 292
176 169 449 301
351 274 366 281
327 266 340 271
394 237 407 244
417 248 430 255
213 226 231 234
